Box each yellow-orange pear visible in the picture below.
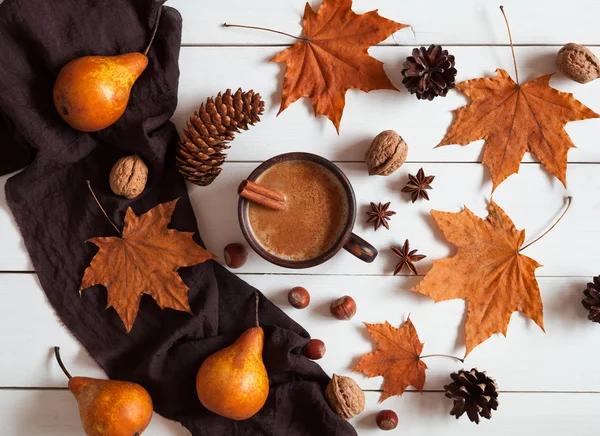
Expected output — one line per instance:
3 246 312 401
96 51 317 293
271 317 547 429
52 9 163 132
55 347 153 436
196 298 269 420
53 53 148 132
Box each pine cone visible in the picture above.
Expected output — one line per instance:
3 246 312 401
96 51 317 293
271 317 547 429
177 88 265 186
582 276 600 323
444 368 499 424
402 45 457 101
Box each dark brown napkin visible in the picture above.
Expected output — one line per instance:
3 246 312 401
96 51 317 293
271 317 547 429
0 0 357 434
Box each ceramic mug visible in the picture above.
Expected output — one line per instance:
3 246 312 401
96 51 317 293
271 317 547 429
238 152 378 269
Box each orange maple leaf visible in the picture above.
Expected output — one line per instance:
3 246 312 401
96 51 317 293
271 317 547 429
80 199 215 332
271 0 407 133
413 200 544 356
353 318 427 402
438 69 599 190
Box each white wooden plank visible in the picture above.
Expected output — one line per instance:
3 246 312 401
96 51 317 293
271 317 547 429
2 274 599 392
172 46 600 163
0 390 188 436
2 161 600 275
169 0 600 46
353 391 599 436
190 162 600 277
3 45 600 271
0 389 597 436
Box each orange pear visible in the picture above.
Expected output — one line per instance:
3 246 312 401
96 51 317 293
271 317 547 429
196 294 269 420
53 53 148 132
52 10 162 132
54 347 153 436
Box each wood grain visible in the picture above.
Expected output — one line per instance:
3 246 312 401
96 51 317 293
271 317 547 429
0 390 597 435
168 0 600 47
2 273 597 392
2 161 597 274
172 46 600 163
2 1 600 434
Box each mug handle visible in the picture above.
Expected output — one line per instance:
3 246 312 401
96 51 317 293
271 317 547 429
343 233 378 263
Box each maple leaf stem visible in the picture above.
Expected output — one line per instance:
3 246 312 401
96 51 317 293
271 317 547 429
86 180 122 237
143 7 162 56
420 353 465 363
520 196 572 252
255 292 260 327
54 346 72 380
499 6 519 86
223 23 306 41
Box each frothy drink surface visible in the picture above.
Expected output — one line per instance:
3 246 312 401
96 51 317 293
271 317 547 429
248 160 349 261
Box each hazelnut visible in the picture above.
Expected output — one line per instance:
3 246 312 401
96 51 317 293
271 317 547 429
109 154 148 199
557 43 600 84
304 339 326 360
288 287 310 309
376 410 398 431
330 296 356 320
365 130 408 176
223 243 248 268
325 374 365 420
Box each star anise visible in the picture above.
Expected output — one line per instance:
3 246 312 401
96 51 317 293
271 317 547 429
391 240 426 275
366 202 396 231
401 168 435 203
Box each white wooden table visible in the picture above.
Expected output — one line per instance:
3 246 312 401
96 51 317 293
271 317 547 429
2 0 600 434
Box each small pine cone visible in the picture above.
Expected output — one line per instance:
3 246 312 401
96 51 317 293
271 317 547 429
582 276 600 323
444 368 499 424
177 88 265 186
402 45 457 101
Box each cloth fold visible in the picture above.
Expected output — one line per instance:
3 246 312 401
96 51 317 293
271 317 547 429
0 0 357 434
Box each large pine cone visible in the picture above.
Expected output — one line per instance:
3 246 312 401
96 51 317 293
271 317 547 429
582 276 600 323
444 368 499 424
402 45 457 101
177 88 265 186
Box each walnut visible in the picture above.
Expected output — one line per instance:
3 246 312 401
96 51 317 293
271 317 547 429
325 374 365 420
109 154 148 199
557 43 600 84
365 130 408 176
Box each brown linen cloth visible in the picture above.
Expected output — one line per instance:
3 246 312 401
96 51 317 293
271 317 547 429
0 0 357 434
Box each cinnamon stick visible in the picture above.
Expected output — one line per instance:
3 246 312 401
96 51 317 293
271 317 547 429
238 180 286 211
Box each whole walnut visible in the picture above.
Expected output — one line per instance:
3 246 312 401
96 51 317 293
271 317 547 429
366 130 408 176
557 43 600 84
325 374 365 420
109 154 148 199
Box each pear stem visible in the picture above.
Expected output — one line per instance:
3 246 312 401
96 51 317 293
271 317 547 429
255 292 260 327
143 7 163 56
223 23 306 41
86 181 122 237
420 354 465 363
500 6 519 86
54 347 72 380
520 196 572 252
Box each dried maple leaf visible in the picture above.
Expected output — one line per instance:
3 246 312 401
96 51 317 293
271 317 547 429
438 70 599 190
271 0 407 132
413 200 544 356
80 199 215 332
354 318 427 402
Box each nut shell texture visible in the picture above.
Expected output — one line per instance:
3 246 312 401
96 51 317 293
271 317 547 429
224 243 248 269
304 339 326 360
330 296 356 320
366 130 408 176
288 287 310 309
376 410 398 430
557 43 600 84
325 374 365 420
109 154 148 199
